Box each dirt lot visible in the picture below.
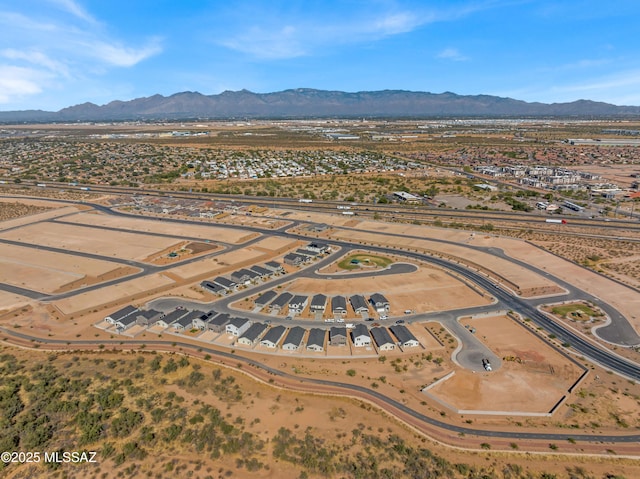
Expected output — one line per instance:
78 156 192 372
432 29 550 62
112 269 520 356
61 209 258 244
0 221 179 262
52 273 176 316
292 209 640 332
0 243 125 293
0 290 32 311
0 203 80 231
168 245 270 280
282 262 491 318
426 315 584 414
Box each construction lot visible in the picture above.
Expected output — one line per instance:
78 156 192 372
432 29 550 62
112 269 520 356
425 315 586 415
1 195 638 425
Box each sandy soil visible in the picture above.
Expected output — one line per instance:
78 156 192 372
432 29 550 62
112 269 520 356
284 263 491 317
498 237 640 333
0 243 122 293
0 221 180 262
168 246 269 280
250 235 301 253
329 227 557 294
61 209 258 244
142 240 219 265
0 203 80 231
428 315 584 414
291 209 640 331
0 290 32 310
52 273 176 316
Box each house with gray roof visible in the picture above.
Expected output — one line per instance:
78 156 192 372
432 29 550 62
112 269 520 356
226 317 251 336
207 313 230 332
330 326 347 346
201 280 226 295
192 311 214 330
306 242 330 254
264 261 284 273
284 252 307 266
250 265 272 279
231 268 255 285
370 327 395 351
115 313 138 332
310 294 327 313
270 292 293 313
288 295 308 314
307 328 326 352
389 325 420 348
255 290 277 308
105 305 139 324
331 296 347 316
260 325 287 348
349 294 370 315
213 276 237 291
369 293 390 313
283 326 305 351
135 309 164 327
238 323 268 346
172 310 205 332
296 248 320 258
158 308 189 329
351 324 371 347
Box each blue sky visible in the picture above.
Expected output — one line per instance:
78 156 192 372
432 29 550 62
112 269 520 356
1 0 640 111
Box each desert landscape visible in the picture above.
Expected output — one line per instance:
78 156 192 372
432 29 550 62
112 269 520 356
2 118 640 479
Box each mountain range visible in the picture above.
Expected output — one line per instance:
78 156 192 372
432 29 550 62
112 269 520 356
2 89 640 122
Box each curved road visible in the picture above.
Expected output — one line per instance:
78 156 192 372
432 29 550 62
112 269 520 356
1 329 639 446
3 196 639 379
2 196 640 447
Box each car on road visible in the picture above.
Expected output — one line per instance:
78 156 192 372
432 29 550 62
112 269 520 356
379 315 388 320
395 319 405 324
285 315 293 321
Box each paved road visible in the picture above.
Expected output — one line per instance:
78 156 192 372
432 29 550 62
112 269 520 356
3 196 640 447
2 327 639 446
2 197 639 380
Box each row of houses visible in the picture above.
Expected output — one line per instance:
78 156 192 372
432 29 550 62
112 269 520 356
105 305 207 333
255 291 390 317
104 305 419 351
283 241 331 266
233 322 419 351
201 261 285 295
328 324 419 349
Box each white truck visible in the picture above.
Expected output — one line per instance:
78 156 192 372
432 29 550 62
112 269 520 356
482 358 492 371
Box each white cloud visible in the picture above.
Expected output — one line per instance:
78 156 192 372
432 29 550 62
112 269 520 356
551 69 640 103
371 11 422 35
222 25 305 59
0 65 49 104
0 2 162 108
218 7 432 59
500 68 640 105
436 47 469 61
47 0 97 24
1 48 70 77
90 39 163 67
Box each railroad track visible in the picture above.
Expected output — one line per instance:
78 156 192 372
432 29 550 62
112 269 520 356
5 180 640 233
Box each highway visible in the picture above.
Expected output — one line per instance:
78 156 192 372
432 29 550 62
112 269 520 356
2 193 640 447
2 193 638 379
7 180 640 236
85 199 640 380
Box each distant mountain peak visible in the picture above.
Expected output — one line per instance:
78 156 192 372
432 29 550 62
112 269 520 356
1 89 639 122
